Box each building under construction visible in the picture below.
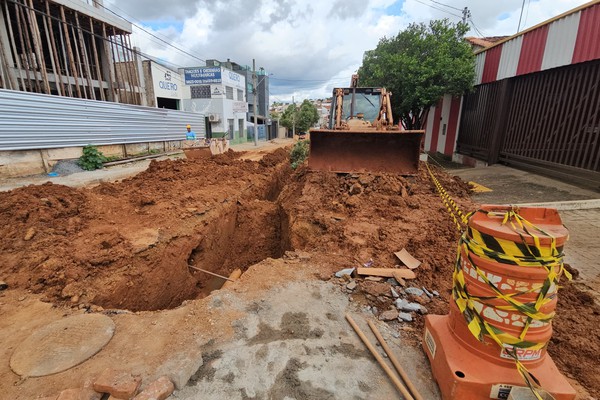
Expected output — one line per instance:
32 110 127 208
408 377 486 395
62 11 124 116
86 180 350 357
0 0 143 104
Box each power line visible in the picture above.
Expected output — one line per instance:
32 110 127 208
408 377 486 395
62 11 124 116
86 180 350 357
88 0 207 64
429 0 463 12
517 0 526 33
469 18 486 37
413 0 462 19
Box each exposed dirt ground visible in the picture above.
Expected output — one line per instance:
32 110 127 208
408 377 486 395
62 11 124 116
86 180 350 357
0 147 598 399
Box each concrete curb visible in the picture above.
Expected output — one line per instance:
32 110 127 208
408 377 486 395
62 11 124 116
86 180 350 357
514 198 600 211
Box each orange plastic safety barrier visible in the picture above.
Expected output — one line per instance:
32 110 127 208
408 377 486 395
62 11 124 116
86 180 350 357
423 205 576 400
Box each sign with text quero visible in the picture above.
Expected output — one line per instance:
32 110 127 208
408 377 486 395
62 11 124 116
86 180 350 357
184 67 222 85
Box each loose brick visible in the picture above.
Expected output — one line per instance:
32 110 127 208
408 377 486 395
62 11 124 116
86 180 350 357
56 388 101 400
93 369 142 399
133 376 175 400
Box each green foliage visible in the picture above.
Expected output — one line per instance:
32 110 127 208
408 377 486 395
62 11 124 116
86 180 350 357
358 19 475 130
78 145 106 171
290 140 310 169
297 100 319 132
280 103 298 131
280 100 320 133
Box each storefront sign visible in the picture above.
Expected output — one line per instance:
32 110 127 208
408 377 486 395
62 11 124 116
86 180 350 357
184 67 222 85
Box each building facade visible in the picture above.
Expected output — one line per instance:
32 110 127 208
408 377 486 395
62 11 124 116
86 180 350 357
0 0 144 104
182 65 248 143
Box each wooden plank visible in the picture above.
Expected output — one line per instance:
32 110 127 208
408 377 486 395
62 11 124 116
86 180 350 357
356 268 416 280
88 17 105 101
44 0 65 96
41 1 61 95
15 1 40 92
27 0 51 94
60 5 81 98
4 1 26 91
101 23 116 101
70 24 87 98
125 34 140 104
74 11 95 99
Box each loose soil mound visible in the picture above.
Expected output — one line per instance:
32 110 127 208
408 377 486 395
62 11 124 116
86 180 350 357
0 149 291 311
0 150 598 397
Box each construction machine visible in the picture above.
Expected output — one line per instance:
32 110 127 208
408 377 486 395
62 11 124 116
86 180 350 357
308 75 423 174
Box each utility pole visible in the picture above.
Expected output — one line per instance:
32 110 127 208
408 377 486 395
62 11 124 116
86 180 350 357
292 96 296 137
252 59 258 146
462 7 471 25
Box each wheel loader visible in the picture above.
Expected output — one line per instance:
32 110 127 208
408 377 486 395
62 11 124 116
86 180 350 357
308 75 423 174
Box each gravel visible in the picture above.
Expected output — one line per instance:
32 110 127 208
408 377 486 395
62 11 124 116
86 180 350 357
51 160 86 176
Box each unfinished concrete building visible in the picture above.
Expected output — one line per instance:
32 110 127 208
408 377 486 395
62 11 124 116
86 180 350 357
0 0 143 104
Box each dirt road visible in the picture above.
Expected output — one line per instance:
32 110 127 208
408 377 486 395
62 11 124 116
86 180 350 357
0 146 597 399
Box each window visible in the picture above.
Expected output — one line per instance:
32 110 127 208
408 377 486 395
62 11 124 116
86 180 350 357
237 89 244 101
226 86 234 100
191 85 211 99
228 119 234 139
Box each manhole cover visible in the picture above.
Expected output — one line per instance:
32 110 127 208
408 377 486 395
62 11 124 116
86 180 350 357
10 313 115 377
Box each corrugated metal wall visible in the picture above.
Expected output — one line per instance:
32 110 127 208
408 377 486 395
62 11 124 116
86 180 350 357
0 89 206 151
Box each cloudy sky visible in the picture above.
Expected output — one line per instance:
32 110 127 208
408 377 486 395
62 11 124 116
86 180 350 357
104 0 591 102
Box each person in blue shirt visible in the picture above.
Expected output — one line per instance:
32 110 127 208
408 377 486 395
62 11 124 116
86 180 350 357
186 124 196 140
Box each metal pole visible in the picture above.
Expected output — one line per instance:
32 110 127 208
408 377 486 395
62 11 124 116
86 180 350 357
292 96 296 137
253 58 258 146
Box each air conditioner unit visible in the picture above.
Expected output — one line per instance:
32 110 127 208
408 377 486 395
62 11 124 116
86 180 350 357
208 113 221 122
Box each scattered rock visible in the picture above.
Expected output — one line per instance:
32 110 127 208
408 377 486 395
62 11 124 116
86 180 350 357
372 306 378 315
379 309 399 321
422 287 434 298
349 183 363 195
70 295 79 304
0 281 7 291
390 288 399 298
56 388 101 400
18 295 26 301
394 299 421 312
335 268 355 278
392 332 400 339
433 290 440 297
405 287 424 297
346 281 357 291
132 376 174 400
398 312 413 322
93 369 142 399
24 227 36 241
364 276 384 282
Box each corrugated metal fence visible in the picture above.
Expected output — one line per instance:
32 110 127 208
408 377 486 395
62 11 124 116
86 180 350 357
0 89 206 151
457 59 600 187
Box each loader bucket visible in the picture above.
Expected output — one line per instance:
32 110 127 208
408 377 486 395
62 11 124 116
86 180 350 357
308 129 424 175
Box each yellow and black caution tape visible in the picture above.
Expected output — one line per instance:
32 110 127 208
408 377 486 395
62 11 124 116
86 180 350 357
425 162 468 232
425 163 570 400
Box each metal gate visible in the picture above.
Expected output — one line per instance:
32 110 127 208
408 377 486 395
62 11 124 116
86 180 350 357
457 59 600 188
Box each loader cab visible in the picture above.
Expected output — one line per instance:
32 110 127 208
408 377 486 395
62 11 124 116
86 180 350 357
328 87 383 129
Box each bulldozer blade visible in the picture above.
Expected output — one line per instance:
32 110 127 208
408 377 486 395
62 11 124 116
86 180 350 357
308 129 423 175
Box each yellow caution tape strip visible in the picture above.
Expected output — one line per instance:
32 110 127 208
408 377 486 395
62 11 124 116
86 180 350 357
426 163 468 232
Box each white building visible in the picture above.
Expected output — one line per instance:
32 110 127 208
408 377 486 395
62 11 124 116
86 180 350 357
182 66 249 144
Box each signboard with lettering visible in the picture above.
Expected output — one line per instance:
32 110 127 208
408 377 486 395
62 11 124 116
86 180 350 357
152 63 182 99
184 67 222 85
222 70 245 90
232 101 248 113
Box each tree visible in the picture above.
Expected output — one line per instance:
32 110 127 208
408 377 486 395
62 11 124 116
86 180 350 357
358 19 475 130
279 100 319 133
296 100 319 132
280 103 298 133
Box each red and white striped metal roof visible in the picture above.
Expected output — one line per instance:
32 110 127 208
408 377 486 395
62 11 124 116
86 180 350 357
475 0 600 85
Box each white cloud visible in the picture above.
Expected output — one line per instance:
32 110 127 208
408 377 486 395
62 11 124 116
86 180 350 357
111 0 591 102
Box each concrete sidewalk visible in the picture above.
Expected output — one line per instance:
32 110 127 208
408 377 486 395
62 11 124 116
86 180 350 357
448 164 600 292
